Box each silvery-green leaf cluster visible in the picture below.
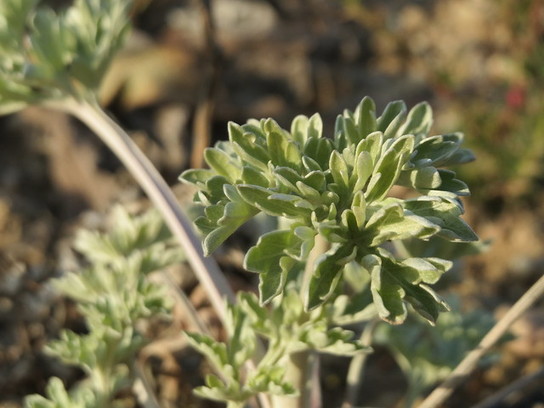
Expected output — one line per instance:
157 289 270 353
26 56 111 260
187 287 369 405
181 97 478 324
25 207 182 408
0 0 130 114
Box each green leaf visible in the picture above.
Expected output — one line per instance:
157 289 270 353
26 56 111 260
352 150 373 191
245 230 301 303
405 197 478 242
247 366 297 396
204 147 242 182
365 254 407 324
396 257 452 284
443 147 476 165
186 332 229 376
366 251 449 324
398 166 442 190
245 230 299 275
434 169 470 196
203 200 258 255
398 101 433 139
303 170 326 191
307 244 357 310
229 122 270 171
329 150 350 190
403 283 449 324
291 113 323 145
365 202 439 246
294 226 317 259
304 136 333 167
377 100 407 138
237 185 310 217
365 135 414 202
241 166 270 187
354 96 377 139
275 166 303 192
266 129 302 170
180 168 215 189
355 131 383 165
339 114 359 146
412 133 463 167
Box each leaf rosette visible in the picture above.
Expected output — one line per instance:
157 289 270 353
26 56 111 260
181 97 478 324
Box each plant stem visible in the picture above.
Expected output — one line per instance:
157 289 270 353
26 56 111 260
53 96 235 325
270 350 318 408
418 273 544 408
270 234 329 408
342 319 378 408
470 367 544 408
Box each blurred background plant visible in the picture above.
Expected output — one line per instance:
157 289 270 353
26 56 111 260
1 0 544 407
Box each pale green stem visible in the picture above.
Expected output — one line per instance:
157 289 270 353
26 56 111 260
270 350 318 408
418 273 544 408
270 234 329 408
342 319 378 408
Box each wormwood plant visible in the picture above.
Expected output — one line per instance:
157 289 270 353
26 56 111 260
6 1 544 408
179 97 479 407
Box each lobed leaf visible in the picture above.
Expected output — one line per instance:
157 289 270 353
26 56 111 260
365 135 415 202
405 197 478 242
397 101 433 139
307 244 357 310
365 202 439 246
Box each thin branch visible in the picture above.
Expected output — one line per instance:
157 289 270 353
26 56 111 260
133 360 163 408
418 273 544 408
52 97 235 324
470 367 544 408
342 319 378 408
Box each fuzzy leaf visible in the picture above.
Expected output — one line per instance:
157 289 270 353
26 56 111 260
377 100 407 138
365 202 439 246
180 168 215 189
291 113 323 145
204 148 242 182
307 244 357 310
365 254 407 324
237 185 310 217
366 251 450 324
245 230 301 303
354 96 377 138
304 136 333 167
229 122 270 170
398 101 433 139
329 150 350 190
434 169 470 196
266 129 302 170
366 135 415 202
412 133 463 167
405 197 478 242
352 150 373 191
398 166 442 190
355 131 383 165
200 194 258 255
244 230 299 275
